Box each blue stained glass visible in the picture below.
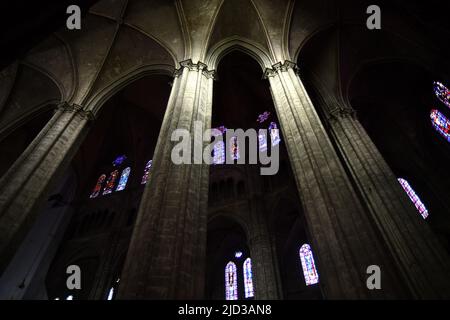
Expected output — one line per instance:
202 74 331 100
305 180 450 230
299 244 319 286
212 127 226 165
213 141 225 165
112 155 127 167
430 109 450 143
243 258 254 298
269 122 281 146
225 262 238 300
116 167 131 192
258 132 268 152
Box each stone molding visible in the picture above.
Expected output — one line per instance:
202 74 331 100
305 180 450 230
174 59 216 80
263 60 298 78
56 101 95 121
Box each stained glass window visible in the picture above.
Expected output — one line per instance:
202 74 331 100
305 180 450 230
258 132 268 152
225 262 238 300
299 244 319 286
398 178 429 219
235 251 243 259
90 174 106 199
230 136 240 160
141 160 153 185
257 111 271 123
107 278 120 300
213 141 225 165
243 258 254 298
431 109 450 143
269 122 281 146
103 170 119 195
66 295 73 300
107 287 115 300
212 127 226 165
116 167 131 192
112 155 127 167
434 81 450 109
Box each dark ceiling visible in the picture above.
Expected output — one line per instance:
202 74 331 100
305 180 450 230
0 1 99 70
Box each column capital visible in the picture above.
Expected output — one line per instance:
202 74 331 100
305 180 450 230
327 105 356 121
263 60 298 79
175 59 216 79
56 102 95 121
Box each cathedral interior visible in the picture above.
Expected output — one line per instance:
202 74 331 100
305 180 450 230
0 0 450 300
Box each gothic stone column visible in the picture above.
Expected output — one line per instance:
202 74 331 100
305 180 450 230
246 167 280 300
247 214 280 299
0 103 92 273
312 89 450 298
117 60 213 299
264 61 408 299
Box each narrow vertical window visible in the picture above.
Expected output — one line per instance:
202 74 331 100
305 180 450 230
398 178 429 219
225 262 238 300
299 244 319 286
116 167 131 192
430 109 450 143
230 136 240 160
90 174 106 198
213 126 226 165
243 258 254 298
103 170 119 195
269 122 281 146
107 287 115 300
107 278 120 300
258 131 268 152
434 81 450 109
213 141 225 164
141 160 153 185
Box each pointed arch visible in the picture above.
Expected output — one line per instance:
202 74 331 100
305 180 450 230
205 36 273 73
84 65 175 117
204 0 273 63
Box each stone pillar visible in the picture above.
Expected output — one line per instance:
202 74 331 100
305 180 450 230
117 60 213 299
0 103 92 274
88 222 125 300
310 86 450 298
264 61 409 299
248 216 280 299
